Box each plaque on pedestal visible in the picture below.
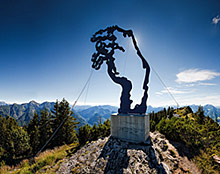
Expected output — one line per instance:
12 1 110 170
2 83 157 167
111 114 150 143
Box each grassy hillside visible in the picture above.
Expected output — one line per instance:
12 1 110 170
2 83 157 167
0 143 79 174
150 106 220 173
0 101 111 174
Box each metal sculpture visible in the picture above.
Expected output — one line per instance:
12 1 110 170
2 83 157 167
90 25 150 114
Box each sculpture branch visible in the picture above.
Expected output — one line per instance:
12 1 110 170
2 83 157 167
90 25 150 114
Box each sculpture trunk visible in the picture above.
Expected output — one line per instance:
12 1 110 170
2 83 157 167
107 60 133 114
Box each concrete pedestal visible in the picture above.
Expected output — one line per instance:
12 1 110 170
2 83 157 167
111 113 150 143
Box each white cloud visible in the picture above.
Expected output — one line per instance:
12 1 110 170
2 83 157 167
176 69 220 83
156 87 191 95
212 15 220 24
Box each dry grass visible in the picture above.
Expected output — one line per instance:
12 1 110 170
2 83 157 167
174 108 194 120
0 142 79 174
0 165 14 174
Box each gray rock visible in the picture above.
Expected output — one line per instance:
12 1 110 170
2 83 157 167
57 132 201 174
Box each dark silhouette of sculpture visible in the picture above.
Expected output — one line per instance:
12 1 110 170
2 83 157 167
90 25 150 114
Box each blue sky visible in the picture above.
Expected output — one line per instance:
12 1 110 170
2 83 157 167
0 0 220 107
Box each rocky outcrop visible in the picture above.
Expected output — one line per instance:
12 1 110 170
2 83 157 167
57 132 200 174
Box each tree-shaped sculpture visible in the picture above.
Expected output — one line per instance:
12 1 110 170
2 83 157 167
91 25 150 114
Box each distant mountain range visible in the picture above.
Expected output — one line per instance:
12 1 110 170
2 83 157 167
0 101 55 126
76 105 118 125
189 104 220 123
0 101 8 106
0 101 219 126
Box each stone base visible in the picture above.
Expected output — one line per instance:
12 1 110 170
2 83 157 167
111 113 150 143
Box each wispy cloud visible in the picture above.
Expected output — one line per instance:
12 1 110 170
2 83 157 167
156 87 191 95
198 82 216 86
150 94 220 107
183 82 216 87
212 15 220 24
177 94 220 107
176 69 220 83
184 83 196 87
